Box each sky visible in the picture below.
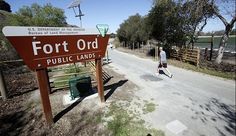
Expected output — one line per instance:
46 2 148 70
5 0 235 33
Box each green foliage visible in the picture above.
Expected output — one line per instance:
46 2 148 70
147 0 214 47
117 13 148 45
117 0 215 48
0 3 67 61
16 3 67 27
0 0 11 12
0 10 20 60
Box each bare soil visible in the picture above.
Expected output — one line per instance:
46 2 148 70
0 64 137 136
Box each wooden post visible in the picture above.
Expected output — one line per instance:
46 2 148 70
95 58 105 102
154 47 156 60
45 68 51 94
36 69 53 125
137 42 139 52
132 42 134 50
143 42 145 53
197 48 200 67
204 48 208 60
141 42 143 53
210 34 214 61
106 50 109 63
0 70 7 100
156 46 159 61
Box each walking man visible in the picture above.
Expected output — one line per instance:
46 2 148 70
156 47 173 78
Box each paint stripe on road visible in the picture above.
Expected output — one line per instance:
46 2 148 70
166 120 187 135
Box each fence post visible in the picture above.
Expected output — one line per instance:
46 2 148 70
197 48 200 67
204 48 208 60
209 34 214 61
132 42 134 50
106 50 109 63
154 46 156 60
140 42 143 52
0 70 7 100
156 46 159 61
138 42 140 53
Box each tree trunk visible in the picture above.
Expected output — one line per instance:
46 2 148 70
215 33 228 64
214 13 236 64
215 20 235 64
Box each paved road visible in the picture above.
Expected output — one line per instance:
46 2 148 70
108 48 235 136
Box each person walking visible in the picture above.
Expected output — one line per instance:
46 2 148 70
156 47 173 78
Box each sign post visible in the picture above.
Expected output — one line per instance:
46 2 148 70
36 69 53 125
95 58 105 102
2 26 110 125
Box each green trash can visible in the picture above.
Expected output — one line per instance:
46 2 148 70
69 75 92 100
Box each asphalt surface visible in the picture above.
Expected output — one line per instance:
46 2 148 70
108 48 235 136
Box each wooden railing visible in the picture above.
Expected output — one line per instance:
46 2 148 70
89 61 112 83
170 48 200 66
0 60 112 98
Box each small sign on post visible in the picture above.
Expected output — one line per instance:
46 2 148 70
2 26 110 125
96 24 109 37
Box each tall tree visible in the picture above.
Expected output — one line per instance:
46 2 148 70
117 14 148 46
181 0 214 47
0 0 11 12
147 0 189 46
212 0 236 64
191 0 236 63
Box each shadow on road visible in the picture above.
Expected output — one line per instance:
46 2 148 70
159 70 169 77
104 80 128 101
188 97 236 136
140 74 163 81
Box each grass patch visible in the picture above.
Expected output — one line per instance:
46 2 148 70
106 102 164 136
143 102 156 114
53 75 71 88
94 111 103 124
168 59 235 80
64 64 81 74
51 64 92 88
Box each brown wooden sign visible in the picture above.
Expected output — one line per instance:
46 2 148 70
2 26 109 125
2 26 110 70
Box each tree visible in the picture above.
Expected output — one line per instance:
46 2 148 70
0 3 68 62
147 0 189 47
191 0 236 63
0 0 11 12
212 0 236 64
117 14 148 47
16 3 67 27
181 0 214 47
